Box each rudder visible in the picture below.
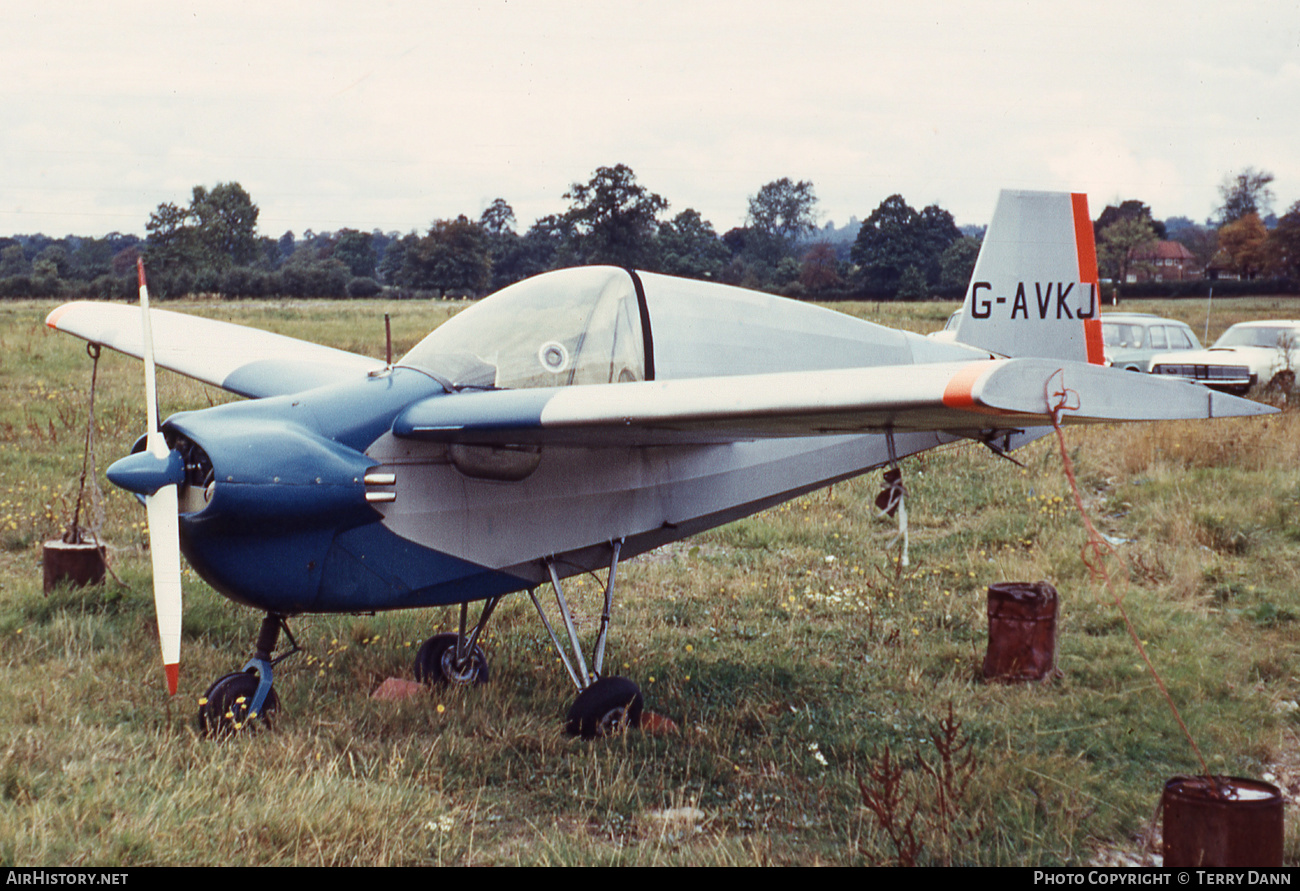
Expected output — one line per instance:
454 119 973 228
954 190 1104 364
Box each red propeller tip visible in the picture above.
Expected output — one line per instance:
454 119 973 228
164 663 179 696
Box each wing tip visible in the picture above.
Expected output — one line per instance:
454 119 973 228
45 303 74 330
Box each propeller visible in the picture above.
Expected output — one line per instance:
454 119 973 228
117 259 184 695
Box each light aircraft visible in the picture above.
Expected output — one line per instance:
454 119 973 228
45 190 1274 738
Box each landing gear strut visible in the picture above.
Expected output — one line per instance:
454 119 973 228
532 540 643 740
199 613 299 738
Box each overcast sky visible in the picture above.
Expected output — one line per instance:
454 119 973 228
4 1 1298 240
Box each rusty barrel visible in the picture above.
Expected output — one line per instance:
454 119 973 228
982 581 1058 682
42 539 107 593
1163 775 1284 867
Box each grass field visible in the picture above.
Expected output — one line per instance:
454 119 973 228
2 294 1300 866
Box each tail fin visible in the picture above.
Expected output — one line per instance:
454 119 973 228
954 190 1105 364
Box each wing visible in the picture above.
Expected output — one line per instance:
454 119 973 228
46 301 381 398
392 358 1275 447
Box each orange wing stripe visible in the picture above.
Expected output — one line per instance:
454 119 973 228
942 363 990 409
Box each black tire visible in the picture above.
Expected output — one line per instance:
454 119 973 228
413 633 489 686
198 670 279 738
565 676 643 739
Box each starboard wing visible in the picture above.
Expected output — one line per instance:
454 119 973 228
46 301 382 398
392 358 1276 447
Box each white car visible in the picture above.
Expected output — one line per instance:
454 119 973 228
1150 320 1300 393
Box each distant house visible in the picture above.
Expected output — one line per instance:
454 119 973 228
1204 252 1240 281
1127 241 1200 282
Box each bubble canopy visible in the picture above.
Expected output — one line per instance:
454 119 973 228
400 265 926 391
401 267 647 390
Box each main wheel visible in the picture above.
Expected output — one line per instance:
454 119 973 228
565 676 643 739
413 633 490 685
198 670 279 738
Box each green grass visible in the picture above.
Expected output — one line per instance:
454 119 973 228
2 295 1300 865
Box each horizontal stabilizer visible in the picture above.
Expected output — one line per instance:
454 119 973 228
46 301 381 398
393 358 1275 447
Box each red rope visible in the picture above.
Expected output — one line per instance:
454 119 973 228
1045 370 1210 778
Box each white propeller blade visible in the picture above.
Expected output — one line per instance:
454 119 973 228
146 484 182 694
137 259 183 695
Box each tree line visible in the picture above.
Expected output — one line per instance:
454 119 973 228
1095 167 1300 297
2 164 1294 302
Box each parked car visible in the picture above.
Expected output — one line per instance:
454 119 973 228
1149 320 1300 393
1101 313 1202 372
929 310 1197 369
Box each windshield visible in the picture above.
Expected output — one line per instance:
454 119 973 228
400 266 647 389
1213 325 1300 350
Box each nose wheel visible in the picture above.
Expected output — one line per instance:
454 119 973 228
198 670 280 737
198 614 297 739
